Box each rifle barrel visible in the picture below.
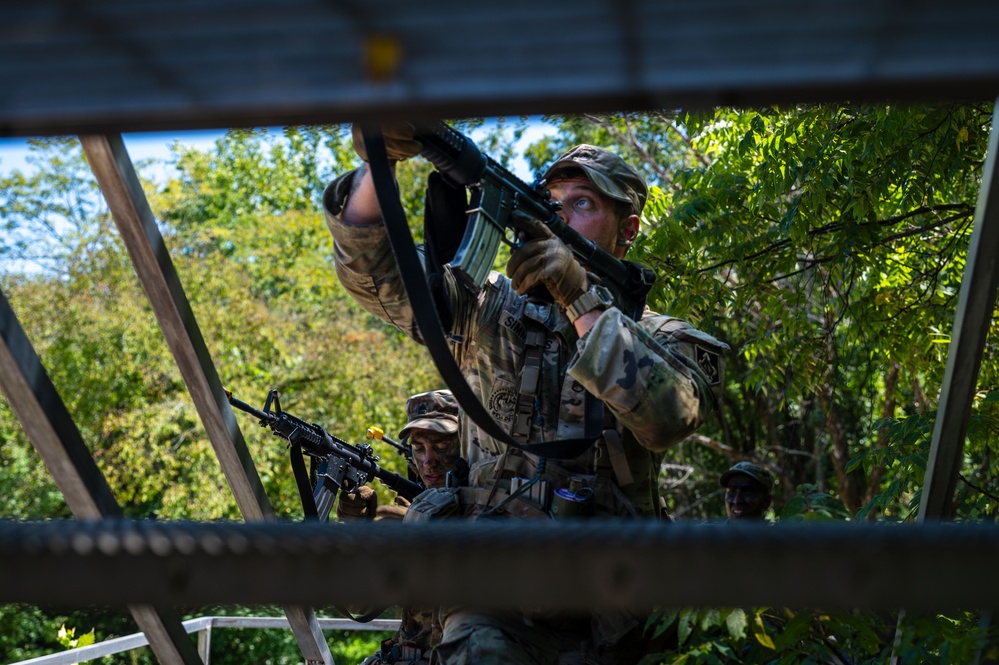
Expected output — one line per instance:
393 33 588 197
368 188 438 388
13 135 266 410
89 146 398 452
366 426 409 456
225 390 273 423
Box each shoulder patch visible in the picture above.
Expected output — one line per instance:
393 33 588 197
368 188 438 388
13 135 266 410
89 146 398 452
696 344 722 386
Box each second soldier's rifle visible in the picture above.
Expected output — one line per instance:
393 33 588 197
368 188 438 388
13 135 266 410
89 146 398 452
226 389 422 522
414 122 657 321
366 425 411 462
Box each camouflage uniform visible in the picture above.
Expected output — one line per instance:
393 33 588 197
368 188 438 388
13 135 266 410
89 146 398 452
326 169 726 519
361 606 436 665
351 391 461 665
325 151 728 663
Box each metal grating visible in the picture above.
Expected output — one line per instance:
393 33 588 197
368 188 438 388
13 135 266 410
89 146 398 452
1 519 998 612
2 0 999 136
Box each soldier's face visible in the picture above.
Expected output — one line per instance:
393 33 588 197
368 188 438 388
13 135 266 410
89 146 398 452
409 430 460 488
725 476 771 520
548 178 621 254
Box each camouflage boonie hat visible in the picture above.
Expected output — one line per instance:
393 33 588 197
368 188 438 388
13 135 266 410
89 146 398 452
543 145 648 216
720 461 775 491
399 389 459 439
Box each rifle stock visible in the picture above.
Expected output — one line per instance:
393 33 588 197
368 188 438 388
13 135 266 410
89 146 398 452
415 122 657 320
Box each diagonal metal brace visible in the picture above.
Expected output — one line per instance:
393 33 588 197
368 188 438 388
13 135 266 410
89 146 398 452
79 134 333 665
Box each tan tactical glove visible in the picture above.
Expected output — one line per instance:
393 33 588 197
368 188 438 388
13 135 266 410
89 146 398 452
351 123 422 162
336 485 378 521
506 221 589 310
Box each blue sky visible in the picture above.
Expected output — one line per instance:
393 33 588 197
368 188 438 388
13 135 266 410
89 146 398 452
0 129 225 183
0 122 552 274
0 120 552 184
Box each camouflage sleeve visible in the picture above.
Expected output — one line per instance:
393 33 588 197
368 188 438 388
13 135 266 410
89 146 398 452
567 308 729 452
323 169 426 342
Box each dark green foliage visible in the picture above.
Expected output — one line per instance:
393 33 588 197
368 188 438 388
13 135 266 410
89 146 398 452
536 105 998 662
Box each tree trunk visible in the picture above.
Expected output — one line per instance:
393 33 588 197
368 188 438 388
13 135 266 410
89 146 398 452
864 361 900 509
817 308 865 514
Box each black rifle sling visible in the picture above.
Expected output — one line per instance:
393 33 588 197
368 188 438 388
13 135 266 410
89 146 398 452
361 129 596 460
290 443 319 518
422 170 466 333
293 438 386 622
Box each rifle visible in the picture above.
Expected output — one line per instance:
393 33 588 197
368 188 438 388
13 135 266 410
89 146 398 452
225 389 423 522
414 122 657 321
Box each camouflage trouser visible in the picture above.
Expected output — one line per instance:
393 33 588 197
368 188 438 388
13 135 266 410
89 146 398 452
432 608 653 665
432 609 595 665
361 642 430 665
360 623 434 665
361 652 428 665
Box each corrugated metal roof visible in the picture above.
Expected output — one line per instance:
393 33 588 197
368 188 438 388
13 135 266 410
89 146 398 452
3 0 999 136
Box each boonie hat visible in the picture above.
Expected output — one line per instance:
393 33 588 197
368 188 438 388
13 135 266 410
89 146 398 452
399 389 459 439
719 461 775 491
543 145 648 216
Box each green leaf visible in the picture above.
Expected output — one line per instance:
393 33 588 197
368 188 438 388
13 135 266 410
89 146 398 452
700 608 721 631
649 608 680 639
753 613 776 649
678 610 694 646
725 608 748 640
76 629 96 648
774 611 813 650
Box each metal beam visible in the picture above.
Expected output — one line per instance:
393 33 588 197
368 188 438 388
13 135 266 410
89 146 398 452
0 291 121 519
3 0 999 137
0 290 203 665
78 134 332 665
1 519 997 612
919 98 999 521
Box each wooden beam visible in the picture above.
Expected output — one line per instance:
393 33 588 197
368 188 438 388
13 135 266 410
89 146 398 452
920 98 999 520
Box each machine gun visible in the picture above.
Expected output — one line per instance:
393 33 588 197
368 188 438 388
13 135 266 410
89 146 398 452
226 389 423 522
414 122 657 321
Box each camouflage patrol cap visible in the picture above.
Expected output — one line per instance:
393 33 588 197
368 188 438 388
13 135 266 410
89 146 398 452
543 145 648 216
720 461 775 492
399 389 459 439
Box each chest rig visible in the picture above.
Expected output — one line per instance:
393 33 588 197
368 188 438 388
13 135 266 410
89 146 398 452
508 300 558 443
500 300 645 516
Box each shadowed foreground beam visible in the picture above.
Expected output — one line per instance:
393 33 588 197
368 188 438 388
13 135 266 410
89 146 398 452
3 0 999 136
1 519 996 612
